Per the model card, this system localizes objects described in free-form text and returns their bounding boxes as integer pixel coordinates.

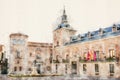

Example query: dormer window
[70,36,77,41]
[70,36,73,42]
[99,28,103,35]
[112,24,117,32]
[87,31,91,38]
[78,34,81,40]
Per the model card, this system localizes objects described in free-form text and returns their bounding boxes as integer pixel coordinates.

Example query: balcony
[79,56,118,63]
[52,59,70,63]
[105,57,117,62]
[95,73,99,75]
[62,59,69,63]
[15,56,22,59]
[53,60,60,63]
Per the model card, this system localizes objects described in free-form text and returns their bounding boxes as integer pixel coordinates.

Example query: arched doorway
[37,64,41,74]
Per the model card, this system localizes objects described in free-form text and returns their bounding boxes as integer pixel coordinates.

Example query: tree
[1,58,8,74]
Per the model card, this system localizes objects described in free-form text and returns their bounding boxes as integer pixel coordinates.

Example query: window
[96,51,99,61]
[83,52,87,60]
[50,53,52,57]
[56,55,59,62]
[50,53,52,63]
[66,54,69,60]
[57,41,59,46]
[112,24,117,32]
[29,53,32,57]
[14,67,17,71]
[109,49,115,57]
[83,64,87,73]
[28,68,32,71]
[109,64,114,73]
[16,50,20,58]
[87,32,91,38]
[19,66,22,71]
[65,64,67,74]
[66,54,69,62]
[36,54,41,59]
[99,28,103,35]
[56,64,58,73]
[79,57,81,61]
[17,60,20,64]
[95,64,99,72]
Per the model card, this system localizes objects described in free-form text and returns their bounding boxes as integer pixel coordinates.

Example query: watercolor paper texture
[0,0,120,80]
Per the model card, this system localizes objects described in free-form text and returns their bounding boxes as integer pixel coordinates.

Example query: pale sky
[0,0,120,47]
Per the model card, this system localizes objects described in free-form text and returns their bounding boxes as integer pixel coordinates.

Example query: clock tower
[9,33,28,74]
[53,8,76,66]
[53,8,76,47]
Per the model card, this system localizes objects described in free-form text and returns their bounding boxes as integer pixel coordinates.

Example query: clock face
[12,39,25,45]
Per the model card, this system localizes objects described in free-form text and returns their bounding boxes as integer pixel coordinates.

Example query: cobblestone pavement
[0,75,120,80]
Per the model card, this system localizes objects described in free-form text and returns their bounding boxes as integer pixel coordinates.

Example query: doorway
[71,61,77,74]
[37,64,41,74]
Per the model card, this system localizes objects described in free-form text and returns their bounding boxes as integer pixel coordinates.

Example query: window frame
[109,49,115,57]
[109,64,114,73]
[83,64,87,73]
[95,64,99,73]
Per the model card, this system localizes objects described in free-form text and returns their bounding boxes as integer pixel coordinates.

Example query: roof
[28,41,53,47]
[9,33,28,38]
[54,8,74,31]
[65,24,120,46]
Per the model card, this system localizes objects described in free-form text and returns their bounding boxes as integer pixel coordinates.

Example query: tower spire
[61,6,67,23]
[55,6,72,30]
[63,5,66,15]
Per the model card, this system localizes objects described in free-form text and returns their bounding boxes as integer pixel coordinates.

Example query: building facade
[9,9,120,78]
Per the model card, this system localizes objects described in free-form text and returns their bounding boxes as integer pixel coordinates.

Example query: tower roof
[9,33,28,38]
[61,6,67,23]
[54,7,73,30]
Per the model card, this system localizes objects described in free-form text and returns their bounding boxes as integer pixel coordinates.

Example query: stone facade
[9,9,120,78]
[9,33,53,75]
[27,42,52,74]
[9,33,28,74]
[52,9,120,78]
